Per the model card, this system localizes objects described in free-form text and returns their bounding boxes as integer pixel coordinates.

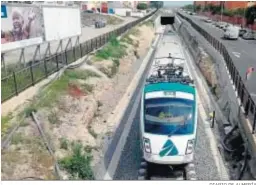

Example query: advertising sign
[43,6,81,41]
[1,4,44,52]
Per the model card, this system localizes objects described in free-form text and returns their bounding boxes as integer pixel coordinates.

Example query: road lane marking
[250,93,256,97]
[232,51,241,58]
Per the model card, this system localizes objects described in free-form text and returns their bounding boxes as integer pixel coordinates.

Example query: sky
[164,1,193,7]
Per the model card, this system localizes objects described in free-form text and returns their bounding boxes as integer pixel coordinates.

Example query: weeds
[143,20,154,27]
[59,142,94,180]
[59,137,69,150]
[11,132,24,145]
[1,113,13,136]
[81,83,93,93]
[84,145,98,153]
[94,37,126,61]
[48,110,60,125]
[31,69,98,109]
[23,105,37,117]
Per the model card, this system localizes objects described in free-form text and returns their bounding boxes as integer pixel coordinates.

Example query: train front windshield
[144,98,195,135]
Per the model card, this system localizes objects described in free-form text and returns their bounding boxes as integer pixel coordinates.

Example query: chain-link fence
[177,12,256,134]
[1,10,158,103]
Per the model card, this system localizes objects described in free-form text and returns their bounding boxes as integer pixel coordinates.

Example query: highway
[185,13,256,102]
[102,26,228,180]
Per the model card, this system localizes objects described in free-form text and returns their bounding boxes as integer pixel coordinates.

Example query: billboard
[43,6,81,41]
[1,4,44,52]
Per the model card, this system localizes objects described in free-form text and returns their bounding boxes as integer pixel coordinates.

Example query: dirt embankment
[1,21,155,180]
[198,47,221,98]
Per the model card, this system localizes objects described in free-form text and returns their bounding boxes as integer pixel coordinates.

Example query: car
[84,10,94,13]
[204,19,212,23]
[242,31,255,40]
[223,24,232,32]
[223,26,239,40]
[216,22,227,29]
[239,28,247,37]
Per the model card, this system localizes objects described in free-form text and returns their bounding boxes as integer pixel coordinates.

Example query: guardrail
[1,10,158,103]
[177,12,256,134]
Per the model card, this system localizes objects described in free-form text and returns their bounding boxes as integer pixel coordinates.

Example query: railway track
[138,157,197,180]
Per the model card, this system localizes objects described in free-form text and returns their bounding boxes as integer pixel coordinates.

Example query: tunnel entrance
[160,16,175,25]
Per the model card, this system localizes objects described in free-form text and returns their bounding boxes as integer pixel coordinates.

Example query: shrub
[137,3,148,10]
[59,143,94,180]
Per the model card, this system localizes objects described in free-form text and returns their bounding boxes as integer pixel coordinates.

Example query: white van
[223,26,239,40]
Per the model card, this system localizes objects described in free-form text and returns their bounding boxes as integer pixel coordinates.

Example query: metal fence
[177,12,256,134]
[1,10,158,103]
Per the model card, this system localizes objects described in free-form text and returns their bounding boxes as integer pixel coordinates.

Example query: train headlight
[186,139,194,155]
[143,137,151,153]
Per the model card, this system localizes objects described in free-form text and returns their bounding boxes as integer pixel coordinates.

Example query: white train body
[140,27,198,165]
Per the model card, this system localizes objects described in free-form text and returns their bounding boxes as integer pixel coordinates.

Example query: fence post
[253,108,256,134]
[56,55,59,70]
[44,59,48,77]
[30,63,34,86]
[244,97,251,116]
[65,50,68,65]
[13,72,18,96]
[80,43,83,58]
[73,47,76,61]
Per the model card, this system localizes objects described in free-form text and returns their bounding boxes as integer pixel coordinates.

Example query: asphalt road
[184,13,256,102]
[112,28,223,180]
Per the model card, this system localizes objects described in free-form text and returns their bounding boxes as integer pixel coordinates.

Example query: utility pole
[220,1,224,22]
[243,2,247,28]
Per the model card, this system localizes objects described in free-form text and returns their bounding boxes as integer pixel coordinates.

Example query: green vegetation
[48,110,60,125]
[150,1,164,9]
[137,3,148,10]
[59,137,69,150]
[23,105,37,117]
[2,61,57,102]
[1,113,13,136]
[120,27,140,46]
[31,69,98,109]
[245,5,256,26]
[11,132,24,145]
[59,143,94,180]
[183,4,195,12]
[94,36,127,61]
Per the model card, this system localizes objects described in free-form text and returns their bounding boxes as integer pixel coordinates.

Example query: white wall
[114,8,131,17]
[43,6,82,41]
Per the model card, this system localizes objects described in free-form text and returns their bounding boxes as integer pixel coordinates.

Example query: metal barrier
[177,12,256,134]
[1,10,158,103]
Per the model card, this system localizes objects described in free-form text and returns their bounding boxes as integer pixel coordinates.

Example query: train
[139,24,198,180]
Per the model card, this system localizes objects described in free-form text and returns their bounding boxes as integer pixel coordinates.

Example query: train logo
[159,139,178,157]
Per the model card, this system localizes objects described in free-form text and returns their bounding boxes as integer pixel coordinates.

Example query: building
[194,1,256,10]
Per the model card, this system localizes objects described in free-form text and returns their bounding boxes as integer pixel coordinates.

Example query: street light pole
[220,1,224,22]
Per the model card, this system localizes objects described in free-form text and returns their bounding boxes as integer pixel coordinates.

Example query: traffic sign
[1,5,7,18]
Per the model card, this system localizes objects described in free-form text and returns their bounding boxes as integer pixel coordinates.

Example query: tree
[234,8,245,17]
[245,5,256,26]
[137,3,148,10]
[150,1,164,9]
[196,5,201,12]
[183,4,194,11]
